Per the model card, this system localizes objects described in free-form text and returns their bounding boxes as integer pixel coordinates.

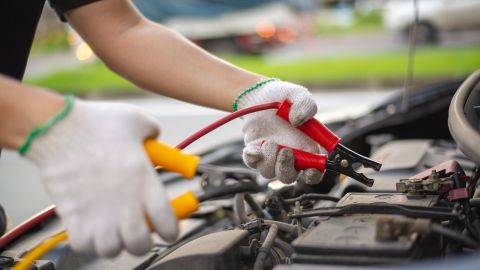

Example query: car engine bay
[2,71,480,270]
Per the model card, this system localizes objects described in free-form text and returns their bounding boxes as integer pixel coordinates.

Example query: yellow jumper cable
[13,140,200,270]
[14,232,68,270]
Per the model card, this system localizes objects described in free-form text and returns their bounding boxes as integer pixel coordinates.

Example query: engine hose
[235,193,297,233]
[197,182,258,202]
[431,223,479,249]
[264,220,296,234]
[283,193,340,205]
[253,224,278,270]
[244,193,265,218]
[470,198,480,207]
[294,202,303,236]
[234,193,251,223]
[234,192,265,221]
[273,238,294,256]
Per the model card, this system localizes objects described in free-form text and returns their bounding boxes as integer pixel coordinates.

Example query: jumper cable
[5,99,382,270]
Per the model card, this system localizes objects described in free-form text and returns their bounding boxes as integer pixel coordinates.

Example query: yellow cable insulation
[13,191,199,270]
[13,140,200,270]
[14,231,68,270]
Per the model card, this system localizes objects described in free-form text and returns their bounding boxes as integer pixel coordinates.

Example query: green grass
[28,62,141,95]
[27,45,480,95]
[225,45,480,85]
[30,32,70,56]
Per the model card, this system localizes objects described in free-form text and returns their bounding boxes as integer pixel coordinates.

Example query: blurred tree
[31,5,68,55]
[35,5,63,41]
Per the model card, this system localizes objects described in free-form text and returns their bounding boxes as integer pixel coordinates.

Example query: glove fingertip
[304,168,324,185]
[98,245,122,258]
[152,205,179,243]
[144,182,179,243]
[119,212,154,256]
[243,150,262,167]
[69,232,94,255]
[275,148,298,184]
[94,228,122,258]
[133,109,161,139]
[160,224,179,243]
[288,98,317,126]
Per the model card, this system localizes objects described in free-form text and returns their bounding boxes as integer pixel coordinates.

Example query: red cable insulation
[278,144,327,171]
[176,102,280,149]
[0,205,56,248]
[0,102,281,248]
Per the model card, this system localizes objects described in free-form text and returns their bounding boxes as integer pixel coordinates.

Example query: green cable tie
[232,78,278,111]
[18,95,75,155]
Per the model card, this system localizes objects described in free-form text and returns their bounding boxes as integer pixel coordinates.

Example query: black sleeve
[48,0,101,22]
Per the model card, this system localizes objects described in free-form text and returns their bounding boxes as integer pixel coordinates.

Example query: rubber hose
[264,220,297,234]
[234,193,251,223]
[431,223,479,249]
[253,224,278,270]
[244,193,264,218]
[273,238,294,256]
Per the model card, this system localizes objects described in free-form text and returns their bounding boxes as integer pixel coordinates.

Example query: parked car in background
[66,0,299,62]
[384,0,480,43]
[133,0,299,53]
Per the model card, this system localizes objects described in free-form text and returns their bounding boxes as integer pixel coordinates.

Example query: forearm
[67,1,264,112]
[0,75,65,149]
[103,22,263,111]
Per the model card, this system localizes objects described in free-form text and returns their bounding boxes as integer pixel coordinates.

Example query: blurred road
[25,30,480,79]
[0,89,397,226]
[269,30,480,59]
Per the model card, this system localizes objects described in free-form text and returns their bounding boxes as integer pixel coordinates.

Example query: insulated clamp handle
[278,144,327,171]
[276,100,341,153]
[146,190,200,229]
[170,191,200,219]
[144,139,200,179]
[14,191,201,270]
[143,140,200,219]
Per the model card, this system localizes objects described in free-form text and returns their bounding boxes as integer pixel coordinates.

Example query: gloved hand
[237,79,324,184]
[23,98,178,257]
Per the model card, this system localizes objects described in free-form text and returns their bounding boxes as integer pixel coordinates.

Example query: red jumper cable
[0,99,381,249]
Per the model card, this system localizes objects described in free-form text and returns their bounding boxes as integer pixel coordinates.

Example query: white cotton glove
[238,79,324,184]
[24,99,178,257]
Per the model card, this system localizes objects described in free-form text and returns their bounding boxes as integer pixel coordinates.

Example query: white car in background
[67,2,299,61]
[384,0,480,43]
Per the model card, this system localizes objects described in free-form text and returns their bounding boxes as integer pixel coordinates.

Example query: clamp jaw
[328,144,380,187]
[275,100,382,186]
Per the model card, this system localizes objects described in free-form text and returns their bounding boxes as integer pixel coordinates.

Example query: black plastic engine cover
[293,215,417,258]
[147,229,249,270]
[291,192,443,266]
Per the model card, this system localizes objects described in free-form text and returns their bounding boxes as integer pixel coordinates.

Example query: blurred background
[25,0,480,97]
[2,0,480,225]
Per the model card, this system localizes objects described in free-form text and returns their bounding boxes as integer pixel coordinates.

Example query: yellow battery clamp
[14,140,201,270]
[144,139,199,179]
[143,139,201,219]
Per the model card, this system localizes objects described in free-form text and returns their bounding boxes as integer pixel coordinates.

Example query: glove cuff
[18,95,75,155]
[23,99,90,170]
[232,78,279,111]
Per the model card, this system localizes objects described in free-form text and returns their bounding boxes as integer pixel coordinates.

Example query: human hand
[237,79,324,184]
[23,98,178,257]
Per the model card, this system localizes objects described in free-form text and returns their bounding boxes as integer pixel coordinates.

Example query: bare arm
[0,1,265,149]
[0,75,65,149]
[66,0,265,112]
